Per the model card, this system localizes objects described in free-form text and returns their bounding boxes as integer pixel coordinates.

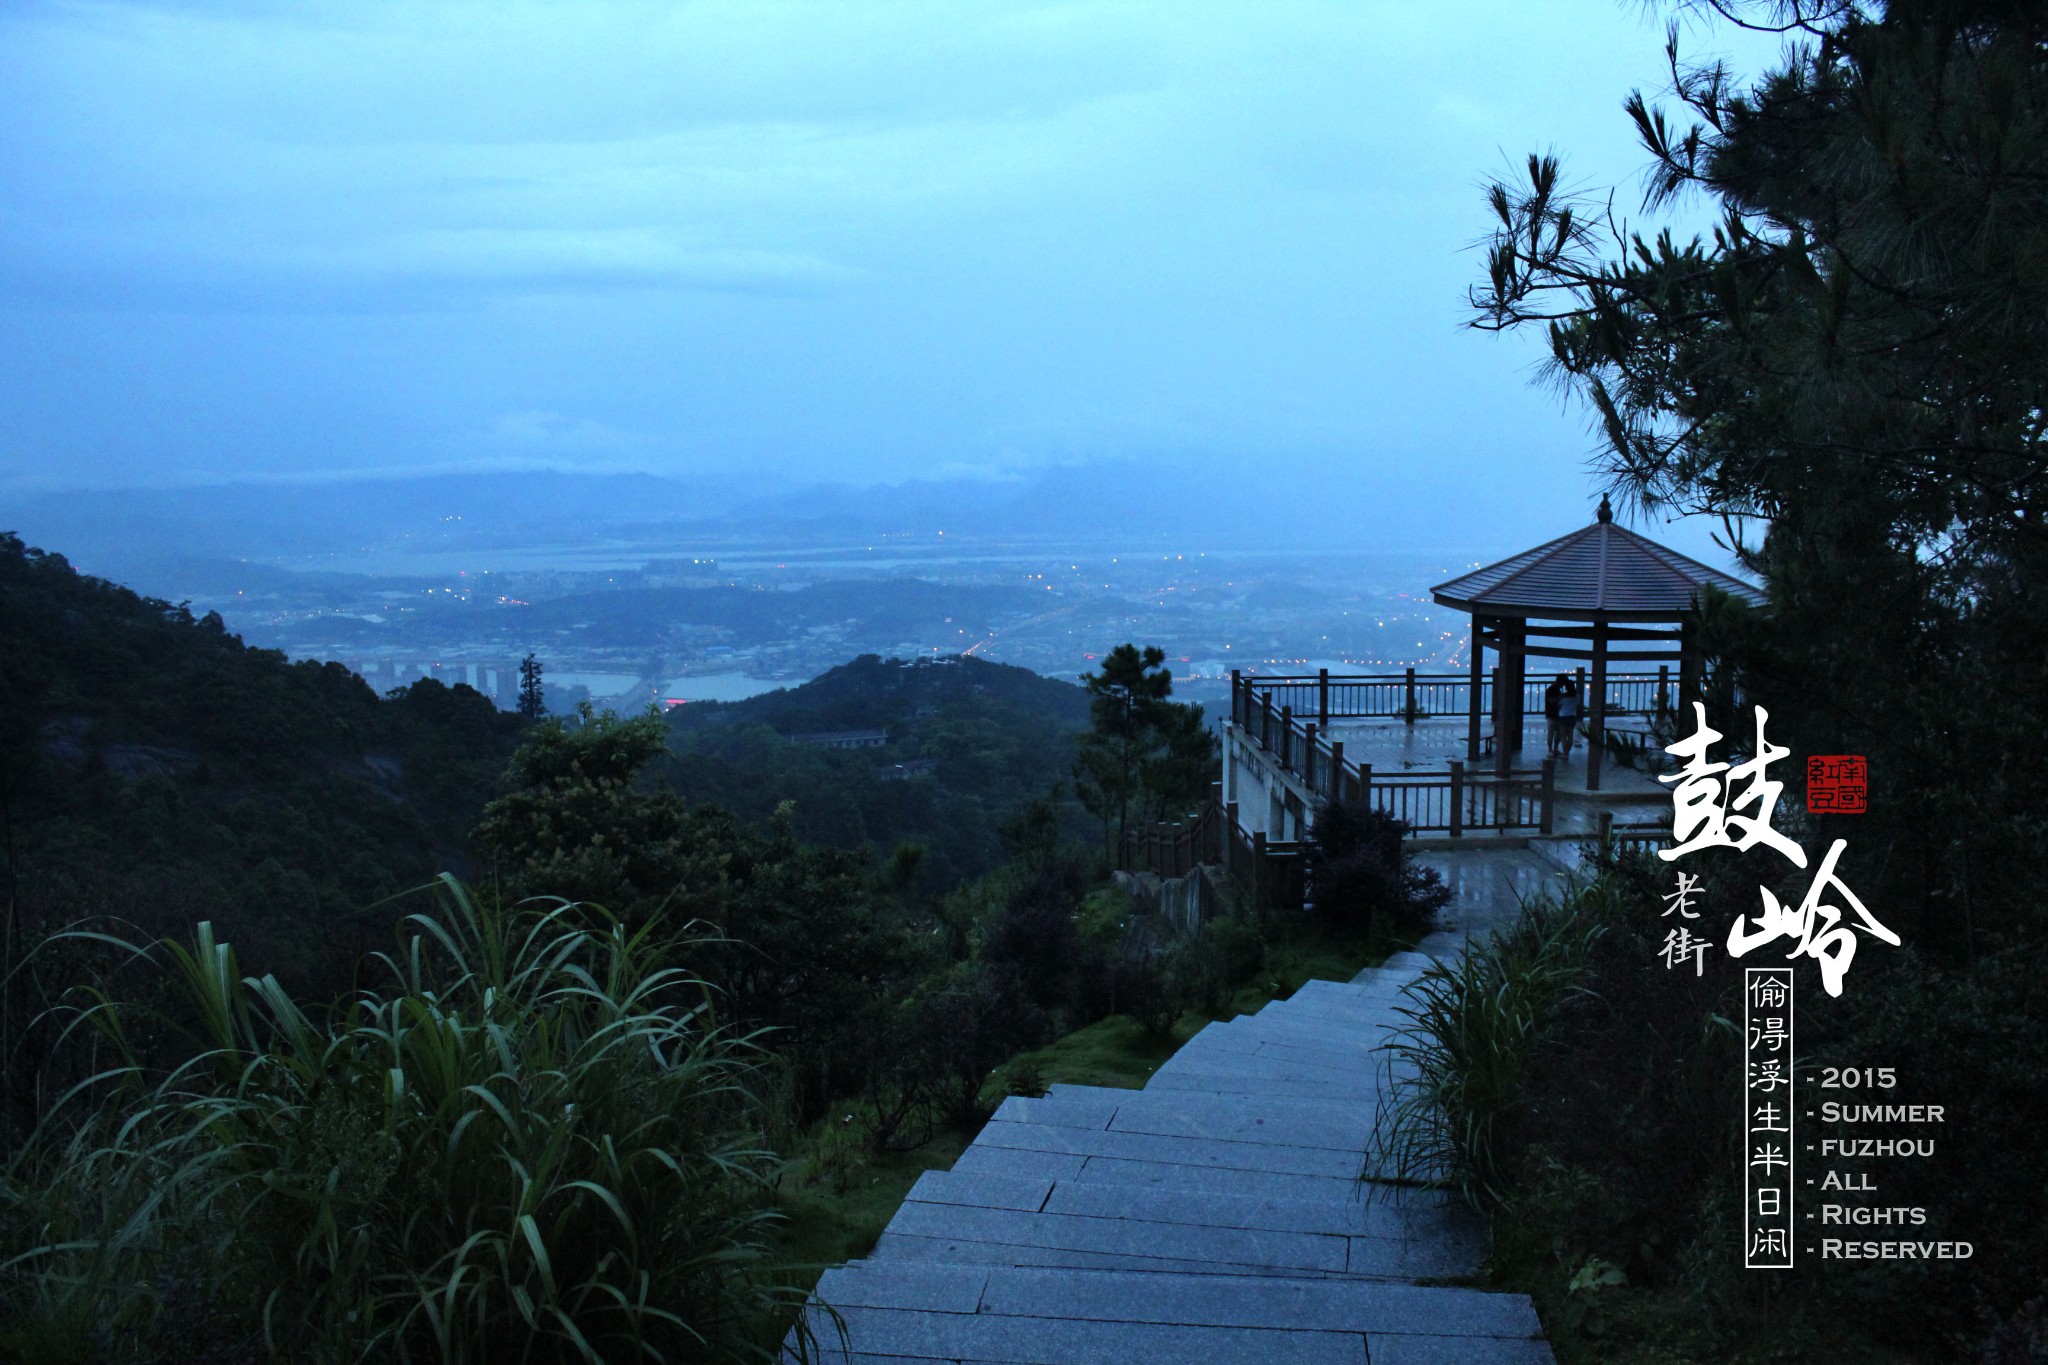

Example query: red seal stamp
[1806,755,1867,814]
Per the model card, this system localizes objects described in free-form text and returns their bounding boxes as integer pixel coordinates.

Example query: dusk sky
[0,1,1781,546]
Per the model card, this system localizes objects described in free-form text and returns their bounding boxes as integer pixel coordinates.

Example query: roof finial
[1596,493,1613,524]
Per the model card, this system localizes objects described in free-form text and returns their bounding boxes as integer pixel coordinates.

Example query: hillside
[660,654,1091,888]
[0,534,524,1002]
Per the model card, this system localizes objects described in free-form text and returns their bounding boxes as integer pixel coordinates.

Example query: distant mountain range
[0,458,1557,584]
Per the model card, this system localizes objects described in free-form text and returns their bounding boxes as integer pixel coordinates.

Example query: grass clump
[1374,886,1603,1211]
[0,878,803,1365]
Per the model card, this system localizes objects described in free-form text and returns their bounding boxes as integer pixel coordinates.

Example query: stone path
[785,857,1560,1365]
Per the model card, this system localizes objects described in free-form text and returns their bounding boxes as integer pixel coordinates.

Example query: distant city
[160,531,1476,716]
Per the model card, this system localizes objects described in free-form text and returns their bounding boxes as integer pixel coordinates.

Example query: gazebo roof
[1432,497,1767,621]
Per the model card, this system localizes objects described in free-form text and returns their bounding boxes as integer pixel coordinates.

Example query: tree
[472,706,925,1113]
[516,652,545,720]
[1140,698,1220,823]
[1072,644,1172,856]
[1470,0,2048,941]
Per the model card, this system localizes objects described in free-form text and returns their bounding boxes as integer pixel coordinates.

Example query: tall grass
[1372,883,1607,1212]
[0,877,808,1364]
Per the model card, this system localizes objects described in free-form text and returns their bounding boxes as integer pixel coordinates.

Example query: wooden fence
[1232,682,1557,838]
[1117,797,1224,878]
[1231,666,1676,729]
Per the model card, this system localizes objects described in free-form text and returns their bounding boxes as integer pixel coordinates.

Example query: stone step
[1157,1043,1384,1090]
[1192,1022,1404,1073]
[1144,1070,1388,1105]
[1042,1082,1375,1123]
[791,1262,1554,1364]
[950,1141,1369,1204]
[1212,1017,1395,1056]
[908,1169,1484,1253]
[998,1092,1374,1152]
[1291,975,1415,998]
[1259,995,1407,1027]
[873,1199,1357,1277]
[970,1118,1366,1182]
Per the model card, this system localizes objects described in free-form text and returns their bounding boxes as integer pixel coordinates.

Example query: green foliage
[479,712,931,1121]
[1465,8,2048,1351]
[1301,801,1449,939]
[1071,643,1217,856]
[661,656,1090,892]
[1473,0,2048,938]
[0,881,801,1364]
[0,534,523,1144]
[517,653,545,720]
[1374,891,1603,1213]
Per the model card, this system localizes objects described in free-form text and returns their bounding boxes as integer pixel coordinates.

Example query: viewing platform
[1122,500,1763,909]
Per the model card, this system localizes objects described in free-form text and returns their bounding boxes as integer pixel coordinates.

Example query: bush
[978,860,1088,1011]
[0,880,801,1365]
[1302,801,1449,939]
[858,963,1051,1148]
[1165,916,1265,1019]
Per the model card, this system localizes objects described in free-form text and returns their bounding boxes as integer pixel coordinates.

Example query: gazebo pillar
[1495,617,1527,776]
[1678,618,1701,710]
[1466,614,1486,762]
[1586,614,1609,792]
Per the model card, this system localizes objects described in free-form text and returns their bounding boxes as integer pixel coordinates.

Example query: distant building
[787,728,889,749]
[877,758,937,781]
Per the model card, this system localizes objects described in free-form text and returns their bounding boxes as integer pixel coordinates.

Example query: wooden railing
[1594,813,1675,860]
[1118,798,1224,877]
[1230,684,1557,838]
[1117,790,1306,913]
[1231,666,1677,728]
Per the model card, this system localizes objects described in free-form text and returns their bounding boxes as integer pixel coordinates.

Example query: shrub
[978,860,1087,1011]
[0,880,802,1365]
[1302,801,1449,939]
[1164,916,1265,1019]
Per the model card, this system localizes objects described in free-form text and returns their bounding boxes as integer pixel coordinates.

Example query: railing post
[1328,740,1344,804]
[1540,757,1556,835]
[1598,810,1614,860]
[1303,721,1318,788]
[1356,763,1372,816]
[1252,830,1268,911]
[1261,692,1274,751]
[1280,706,1293,771]
[1225,801,1240,873]
[1588,619,1609,793]
[1449,761,1465,838]
[1467,620,1485,762]
[1657,664,1670,715]
[1492,666,1510,777]
[1317,668,1329,727]
[1404,666,1417,724]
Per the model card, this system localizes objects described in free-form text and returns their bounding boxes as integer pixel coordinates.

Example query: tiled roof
[1432,501,1767,619]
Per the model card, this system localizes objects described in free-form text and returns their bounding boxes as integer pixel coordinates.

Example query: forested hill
[661,654,1091,888]
[0,534,523,992]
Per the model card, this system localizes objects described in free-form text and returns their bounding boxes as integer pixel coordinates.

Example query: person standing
[1554,674,1582,759]
[1543,673,1566,756]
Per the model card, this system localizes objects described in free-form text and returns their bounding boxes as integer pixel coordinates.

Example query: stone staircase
[786,941,1555,1364]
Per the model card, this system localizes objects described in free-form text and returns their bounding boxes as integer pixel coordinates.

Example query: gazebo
[1431,496,1768,791]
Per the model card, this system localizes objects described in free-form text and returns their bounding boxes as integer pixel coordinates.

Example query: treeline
[659,653,1092,890]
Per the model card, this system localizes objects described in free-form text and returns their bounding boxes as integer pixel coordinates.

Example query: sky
[0,1,1786,547]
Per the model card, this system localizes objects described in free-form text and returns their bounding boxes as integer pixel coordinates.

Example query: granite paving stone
[791,846,1556,1364]
[882,1200,1354,1274]
[794,1304,1369,1365]
[969,1118,1368,1179]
